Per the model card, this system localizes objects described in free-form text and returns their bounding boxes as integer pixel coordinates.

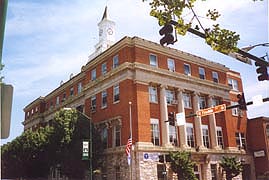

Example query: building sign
[254,150,265,158]
[82,140,89,160]
[196,104,226,117]
[176,112,186,126]
[143,152,159,162]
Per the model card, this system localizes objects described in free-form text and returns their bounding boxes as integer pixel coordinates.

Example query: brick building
[23,7,255,180]
[247,117,269,180]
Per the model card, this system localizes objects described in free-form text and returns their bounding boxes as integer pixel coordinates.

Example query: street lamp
[63,108,93,180]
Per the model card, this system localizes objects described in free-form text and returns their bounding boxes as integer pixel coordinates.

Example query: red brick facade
[23,36,255,180]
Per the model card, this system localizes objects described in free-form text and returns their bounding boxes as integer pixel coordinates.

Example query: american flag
[125,136,132,156]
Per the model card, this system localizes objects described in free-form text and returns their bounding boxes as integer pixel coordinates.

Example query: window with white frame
[166,89,175,105]
[184,63,191,75]
[169,125,178,146]
[70,87,74,97]
[186,123,195,147]
[199,67,205,79]
[211,164,217,180]
[183,92,192,108]
[91,95,96,112]
[113,84,120,102]
[149,86,158,103]
[228,78,239,91]
[212,72,219,83]
[101,90,107,108]
[101,127,108,149]
[56,96,60,106]
[102,62,107,75]
[78,82,82,94]
[199,96,207,109]
[216,126,224,148]
[212,98,220,107]
[113,55,119,69]
[149,54,157,67]
[167,58,175,72]
[202,125,210,148]
[114,125,121,147]
[91,68,96,81]
[235,132,246,149]
[150,118,160,146]
[231,101,239,116]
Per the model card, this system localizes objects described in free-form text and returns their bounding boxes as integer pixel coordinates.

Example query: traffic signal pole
[184,97,269,119]
[169,20,269,67]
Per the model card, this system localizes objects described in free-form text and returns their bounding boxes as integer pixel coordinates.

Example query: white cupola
[88,6,116,61]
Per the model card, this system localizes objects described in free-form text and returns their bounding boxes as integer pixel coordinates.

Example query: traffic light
[237,93,247,110]
[159,24,174,46]
[255,61,269,81]
[168,112,175,126]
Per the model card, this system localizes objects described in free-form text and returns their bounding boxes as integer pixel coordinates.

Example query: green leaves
[220,156,243,180]
[169,151,198,180]
[143,0,240,54]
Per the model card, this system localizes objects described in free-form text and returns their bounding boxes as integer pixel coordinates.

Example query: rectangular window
[186,123,195,147]
[235,132,246,149]
[212,98,220,107]
[56,96,60,105]
[78,82,82,94]
[228,78,239,91]
[101,128,108,149]
[150,119,160,146]
[216,126,224,148]
[113,84,120,102]
[231,101,239,116]
[167,58,175,72]
[113,55,119,69]
[102,63,107,75]
[166,89,175,105]
[91,68,96,81]
[183,93,192,108]
[199,67,205,79]
[212,72,219,83]
[149,86,158,103]
[91,95,96,112]
[199,96,207,109]
[70,87,74,97]
[169,125,178,146]
[114,125,121,147]
[184,63,191,75]
[62,92,66,102]
[202,125,210,148]
[211,164,217,180]
[149,54,157,67]
[101,90,107,108]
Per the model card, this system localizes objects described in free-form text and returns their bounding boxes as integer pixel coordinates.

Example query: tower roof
[101,6,108,21]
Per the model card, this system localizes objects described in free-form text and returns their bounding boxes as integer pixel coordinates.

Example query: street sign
[82,140,89,160]
[196,104,226,117]
[176,112,186,126]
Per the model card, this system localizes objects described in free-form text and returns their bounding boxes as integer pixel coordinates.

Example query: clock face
[107,28,113,35]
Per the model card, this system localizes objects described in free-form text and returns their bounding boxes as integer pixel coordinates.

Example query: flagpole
[129,101,133,180]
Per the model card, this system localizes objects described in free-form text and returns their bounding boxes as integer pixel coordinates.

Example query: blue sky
[1,0,269,144]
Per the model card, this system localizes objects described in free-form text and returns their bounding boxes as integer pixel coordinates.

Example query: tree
[220,156,243,180]
[169,151,197,180]
[142,0,261,54]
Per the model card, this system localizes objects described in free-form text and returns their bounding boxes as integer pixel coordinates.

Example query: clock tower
[89,6,115,60]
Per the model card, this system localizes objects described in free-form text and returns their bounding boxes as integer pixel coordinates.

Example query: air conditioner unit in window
[172,100,178,105]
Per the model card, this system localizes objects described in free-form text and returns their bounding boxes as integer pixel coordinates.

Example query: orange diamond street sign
[196,104,226,117]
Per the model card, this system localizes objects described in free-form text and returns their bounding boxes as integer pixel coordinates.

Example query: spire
[101,6,108,21]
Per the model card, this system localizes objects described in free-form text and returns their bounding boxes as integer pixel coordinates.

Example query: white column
[193,92,204,148]
[160,85,170,146]
[177,89,188,148]
[207,96,219,149]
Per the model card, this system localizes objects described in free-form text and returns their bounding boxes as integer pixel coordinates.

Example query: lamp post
[63,108,92,180]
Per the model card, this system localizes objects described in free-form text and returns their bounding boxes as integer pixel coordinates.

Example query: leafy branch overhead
[143,0,242,54]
